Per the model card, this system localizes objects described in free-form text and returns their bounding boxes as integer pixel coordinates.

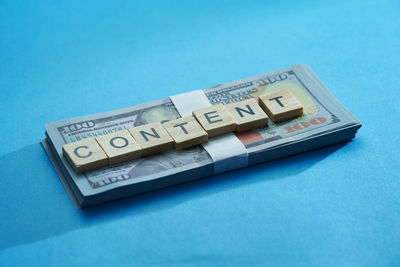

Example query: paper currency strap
[62,89,304,173]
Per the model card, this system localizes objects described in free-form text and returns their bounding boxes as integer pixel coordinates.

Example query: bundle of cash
[42,64,361,208]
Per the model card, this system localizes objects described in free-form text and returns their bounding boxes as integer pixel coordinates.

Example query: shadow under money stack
[42,65,361,208]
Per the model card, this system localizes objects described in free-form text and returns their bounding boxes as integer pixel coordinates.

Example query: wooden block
[96,130,141,165]
[62,138,108,173]
[258,89,303,122]
[163,116,208,150]
[192,104,236,138]
[128,122,174,156]
[225,98,269,132]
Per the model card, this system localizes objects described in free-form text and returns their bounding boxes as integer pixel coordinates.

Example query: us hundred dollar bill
[43,64,361,207]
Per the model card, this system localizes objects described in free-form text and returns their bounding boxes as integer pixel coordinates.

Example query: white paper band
[170,90,211,116]
[170,90,248,174]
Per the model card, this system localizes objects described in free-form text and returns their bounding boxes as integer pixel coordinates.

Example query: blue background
[1,0,399,266]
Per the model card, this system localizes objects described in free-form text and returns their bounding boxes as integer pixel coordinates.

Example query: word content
[63,89,303,173]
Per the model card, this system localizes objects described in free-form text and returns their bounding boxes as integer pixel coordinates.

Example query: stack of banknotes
[42,64,361,207]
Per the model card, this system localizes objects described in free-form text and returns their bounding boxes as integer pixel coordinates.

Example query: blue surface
[1,0,399,265]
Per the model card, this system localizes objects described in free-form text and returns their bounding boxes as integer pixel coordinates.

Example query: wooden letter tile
[192,104,236,137]
[129,122,174,156]
[258,89,303,122]
[62,138,108,173]
[96,130,141,165]
[163,116,208,150]
[225,98,269,132]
